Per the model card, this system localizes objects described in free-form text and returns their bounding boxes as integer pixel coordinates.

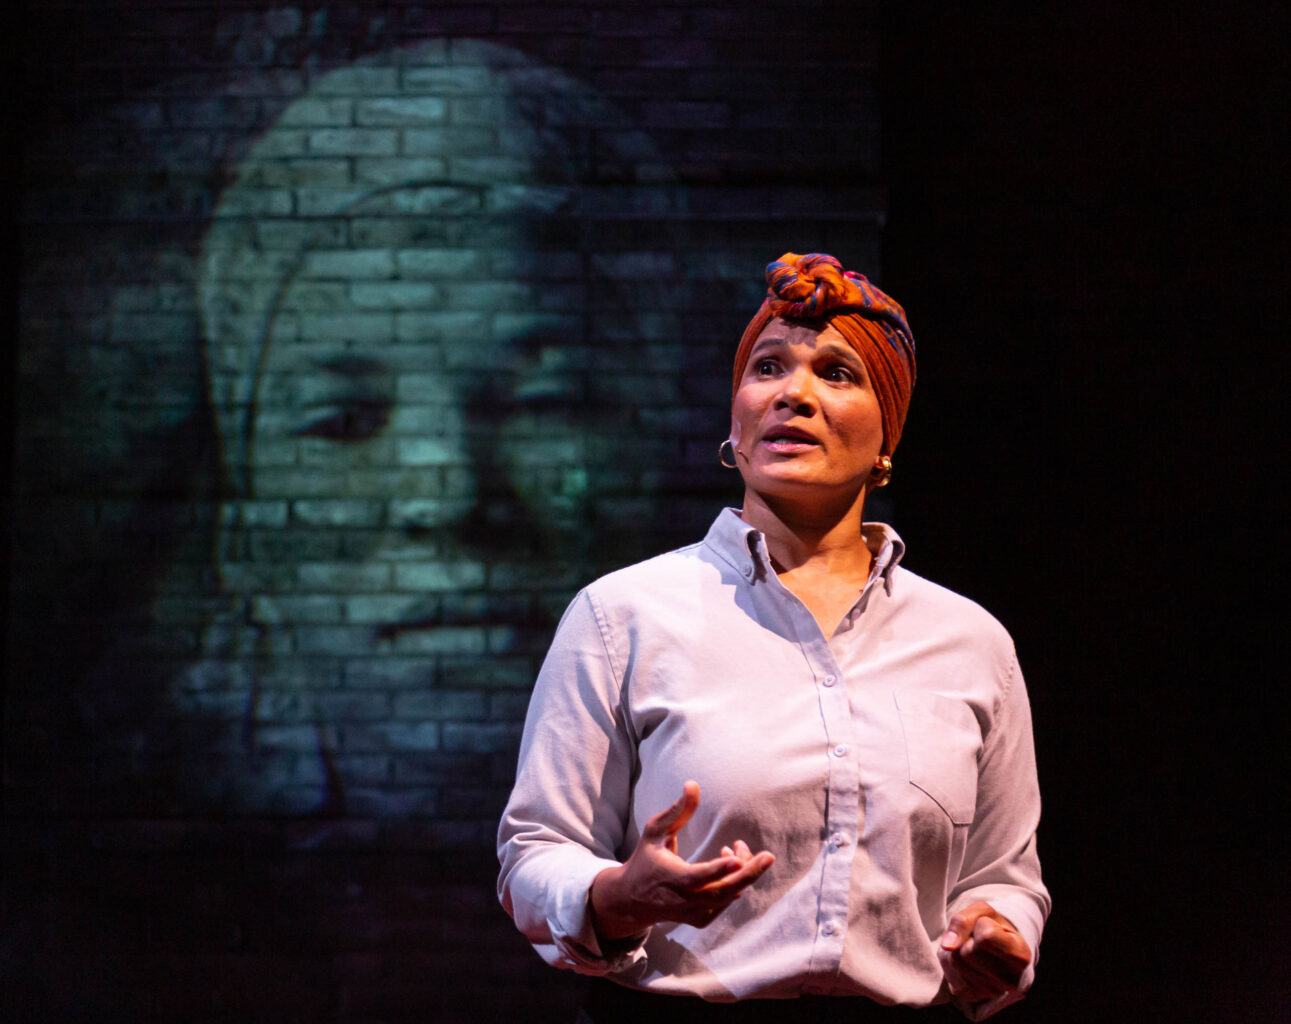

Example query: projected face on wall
[192,41,689,817]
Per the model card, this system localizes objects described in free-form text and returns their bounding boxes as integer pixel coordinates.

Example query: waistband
[579,980,960,1024]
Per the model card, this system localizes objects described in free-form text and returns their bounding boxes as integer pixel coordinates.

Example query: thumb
[940,904,984,951]
[645,780,701,842]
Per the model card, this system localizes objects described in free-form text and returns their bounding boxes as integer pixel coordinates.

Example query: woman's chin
[744,471,869,511]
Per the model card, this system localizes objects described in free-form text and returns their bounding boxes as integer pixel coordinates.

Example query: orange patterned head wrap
[732,252,917,454]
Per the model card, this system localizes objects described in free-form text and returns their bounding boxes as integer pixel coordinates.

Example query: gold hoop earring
[871,455,893,487]
[719,439,738,469]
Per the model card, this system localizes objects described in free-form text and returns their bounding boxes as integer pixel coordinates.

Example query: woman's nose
[776,368,816,411]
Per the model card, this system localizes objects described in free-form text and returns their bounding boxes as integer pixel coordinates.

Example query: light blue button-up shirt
[499,509,1049,1019]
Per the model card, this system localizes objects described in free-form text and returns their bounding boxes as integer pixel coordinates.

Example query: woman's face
[242,226,613,658]
[202,216,655,814]
[730,317,884,508]
[192,41,682,814]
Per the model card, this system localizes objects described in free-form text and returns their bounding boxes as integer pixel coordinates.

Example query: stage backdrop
[8,3,887,1020]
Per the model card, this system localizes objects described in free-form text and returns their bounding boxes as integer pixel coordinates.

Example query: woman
[186,39,683,815]
[498,253,1049,1021]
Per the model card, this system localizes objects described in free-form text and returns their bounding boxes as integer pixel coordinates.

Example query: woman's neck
[739,488,874,580]
[739,488,878,637]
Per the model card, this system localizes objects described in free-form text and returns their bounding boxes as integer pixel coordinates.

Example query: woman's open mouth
[762,426,820,453]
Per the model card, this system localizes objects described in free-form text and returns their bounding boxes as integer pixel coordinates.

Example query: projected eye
[509,374,583,412]
[295,399,391,441]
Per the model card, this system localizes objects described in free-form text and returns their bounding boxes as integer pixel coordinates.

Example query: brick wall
[8,2,884,1018]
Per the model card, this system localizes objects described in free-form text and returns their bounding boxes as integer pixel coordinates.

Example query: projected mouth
[375,604,557,648]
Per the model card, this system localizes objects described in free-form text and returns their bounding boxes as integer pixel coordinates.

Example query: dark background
[884,2,1286,1019]
[6,1,1287,1021]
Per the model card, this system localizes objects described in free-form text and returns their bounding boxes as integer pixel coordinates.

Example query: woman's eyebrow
[748,337,787,358]
[816,342,863,364]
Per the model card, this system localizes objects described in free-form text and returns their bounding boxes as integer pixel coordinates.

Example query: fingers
[964,915,1029,978]
[673,850,776,929]
[637,783,776,923]
[693,850,774,896]
[678,852,748,889]
[595,780,780,939]
[678,844,773,890]
[941,901,1024,955]
[938,901,1031,1001]
[659,839,774,918]
[941,930,1019,999]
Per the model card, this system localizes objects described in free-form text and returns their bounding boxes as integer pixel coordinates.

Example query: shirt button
[742,564,754,578]
[832,744,848,758]
[821,920,838,936]
[831,832,847,847]
[822,674,836,687]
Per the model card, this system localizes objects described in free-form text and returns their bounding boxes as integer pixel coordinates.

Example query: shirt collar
[704,507,906,589]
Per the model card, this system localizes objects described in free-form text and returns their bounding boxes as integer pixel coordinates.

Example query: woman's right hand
[589,780,775,941]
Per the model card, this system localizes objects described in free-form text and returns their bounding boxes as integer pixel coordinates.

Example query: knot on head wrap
[764,252,870,318]
[732,252,917,455]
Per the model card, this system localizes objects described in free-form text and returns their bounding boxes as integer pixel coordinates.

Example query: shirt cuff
[547,857,650,974]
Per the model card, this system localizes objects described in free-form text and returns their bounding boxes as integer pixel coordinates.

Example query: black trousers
[578,980,963,1024]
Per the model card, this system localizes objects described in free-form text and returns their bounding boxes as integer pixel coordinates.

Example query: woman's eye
[823,365,855,383]
[755,359,779,376]
[295,400,391,441]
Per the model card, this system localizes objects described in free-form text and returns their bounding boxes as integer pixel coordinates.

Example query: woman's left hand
[938,901,1032,1002]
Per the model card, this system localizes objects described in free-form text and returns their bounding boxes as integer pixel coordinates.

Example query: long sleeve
[947,651,1050,1020]
[496,589,647,974]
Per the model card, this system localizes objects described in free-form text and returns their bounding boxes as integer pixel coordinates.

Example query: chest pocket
[894,690,982,826]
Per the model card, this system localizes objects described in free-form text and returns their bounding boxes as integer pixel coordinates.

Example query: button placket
[807,647,859,977]
[776,576,858,981]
